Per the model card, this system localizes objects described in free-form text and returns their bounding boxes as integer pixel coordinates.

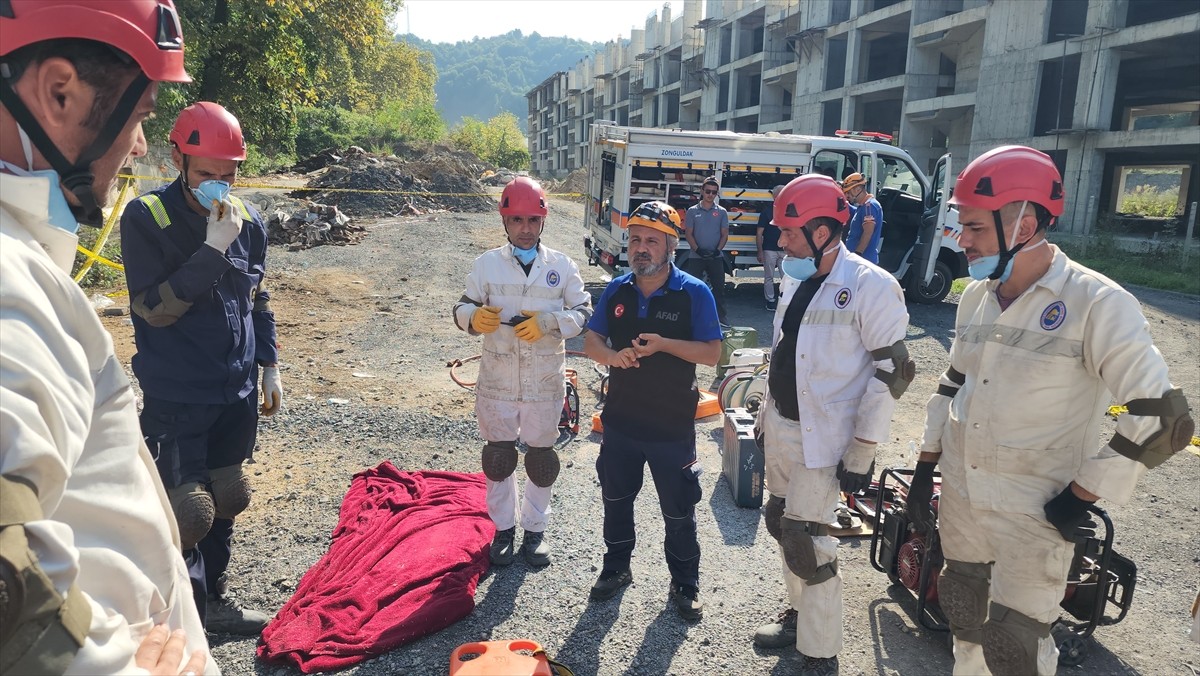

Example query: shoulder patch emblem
[614,303,625,318]
[1040,301,1066,331]
[834,287,852,309]
[546,269,561,287]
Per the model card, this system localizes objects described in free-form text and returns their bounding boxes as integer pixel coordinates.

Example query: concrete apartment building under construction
[526,0,1199,236]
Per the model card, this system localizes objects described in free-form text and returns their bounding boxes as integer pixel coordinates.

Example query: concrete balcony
[847,73,906,98]
[762,60,798,84]
[904,91,975,121]
[912,4,987,42]
[1090,126,1200,151]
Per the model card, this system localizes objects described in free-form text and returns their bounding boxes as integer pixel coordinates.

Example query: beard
[630,250,671,277]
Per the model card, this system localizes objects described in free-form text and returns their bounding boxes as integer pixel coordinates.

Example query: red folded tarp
[257,463,494,673]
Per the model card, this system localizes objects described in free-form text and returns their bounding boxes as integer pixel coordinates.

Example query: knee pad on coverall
[982,602,1052,676]
[779,516,838,584]
[938,559,992,644]
[524,446,560,488]
[210,463,252,520]
[481,441,518,481]
[168,482,215,550]
[763,494,785,543]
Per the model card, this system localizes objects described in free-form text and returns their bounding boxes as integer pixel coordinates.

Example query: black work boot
[206,577,269,635]
[521,529,551,567]
[754,607,798,648]
[800,654,839,676]
[490,526,516,566]
[669,581,704,621]
[589,569,633,601]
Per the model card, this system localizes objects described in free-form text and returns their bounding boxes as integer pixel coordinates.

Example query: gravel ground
[103,195,1200,675]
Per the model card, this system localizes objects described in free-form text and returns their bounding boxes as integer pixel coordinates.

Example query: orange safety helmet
[499,176,548,217]
[772,174,850,228]
[625,201,683,237]
[949,145,1064,216]
[170,102,247,161]
[841,172,868,193]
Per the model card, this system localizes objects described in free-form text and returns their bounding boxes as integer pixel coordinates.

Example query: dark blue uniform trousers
[141,392,258,623]
[596,423,703,587]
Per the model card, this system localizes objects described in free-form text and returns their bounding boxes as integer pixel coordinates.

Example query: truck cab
[583,124,966,304]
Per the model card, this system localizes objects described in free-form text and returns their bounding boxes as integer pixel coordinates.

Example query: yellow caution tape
[115,173,582,198]
[1107,404,1200,449]
[73,172,583,284]
[74,177,133,280]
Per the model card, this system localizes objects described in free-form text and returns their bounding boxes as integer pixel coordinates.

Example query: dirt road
[102,195,1200,675]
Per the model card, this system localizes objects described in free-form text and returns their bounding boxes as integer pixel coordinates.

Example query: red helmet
[0,0,189,83]
[499,176,548,217]
[949,145,1064,216]
[170,102,246,161]
[772,174,850,228]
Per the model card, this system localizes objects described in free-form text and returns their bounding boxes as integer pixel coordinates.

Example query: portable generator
[867,467,1138,667]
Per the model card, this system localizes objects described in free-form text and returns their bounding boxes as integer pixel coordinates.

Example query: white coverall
[453,243,591,532]
[763,244,909,658]
[0,173,217,674]
[922,246,1178,675]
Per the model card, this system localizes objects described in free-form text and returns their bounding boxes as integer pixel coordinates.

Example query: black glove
[905,460,937,534]
[836,459,874,495]
[1044,485,1097,543]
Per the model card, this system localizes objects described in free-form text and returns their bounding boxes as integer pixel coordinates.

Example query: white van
[582,123,964,303]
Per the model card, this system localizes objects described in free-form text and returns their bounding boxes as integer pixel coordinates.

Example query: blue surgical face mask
[967,253,1010,282]
[967,201,1046,282]
[781,255,818,281]
[191,180,231,210]
[37,170,81,234]
[512,244,538,265]
[0,159,81,234]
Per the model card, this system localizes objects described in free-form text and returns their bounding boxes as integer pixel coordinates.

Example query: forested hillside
[403,30,600,130]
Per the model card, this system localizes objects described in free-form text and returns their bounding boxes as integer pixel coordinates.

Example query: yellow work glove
[470,305,502,334]
[514,310,555,343]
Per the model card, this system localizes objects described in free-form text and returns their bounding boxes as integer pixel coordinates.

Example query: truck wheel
[906,260,952,304]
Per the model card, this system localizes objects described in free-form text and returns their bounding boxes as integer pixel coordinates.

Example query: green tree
[450,113,529,169]
[147,0,410,157]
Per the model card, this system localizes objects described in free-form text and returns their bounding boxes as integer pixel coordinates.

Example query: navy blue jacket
[120,178,277,404]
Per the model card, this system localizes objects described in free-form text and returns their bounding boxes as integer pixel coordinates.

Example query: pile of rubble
[265,203,366,251]
[290,145,494,218]
[480,168,522,186]
[548,168,588,202]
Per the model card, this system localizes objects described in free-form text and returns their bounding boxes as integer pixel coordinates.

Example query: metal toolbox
[721,407,764,508]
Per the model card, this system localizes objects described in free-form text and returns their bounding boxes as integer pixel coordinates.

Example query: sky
[395,0,674,44]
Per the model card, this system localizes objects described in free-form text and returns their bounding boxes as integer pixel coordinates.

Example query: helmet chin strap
[799,223,835,270]
[988,200,1031,281]
[0,71,149,227]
